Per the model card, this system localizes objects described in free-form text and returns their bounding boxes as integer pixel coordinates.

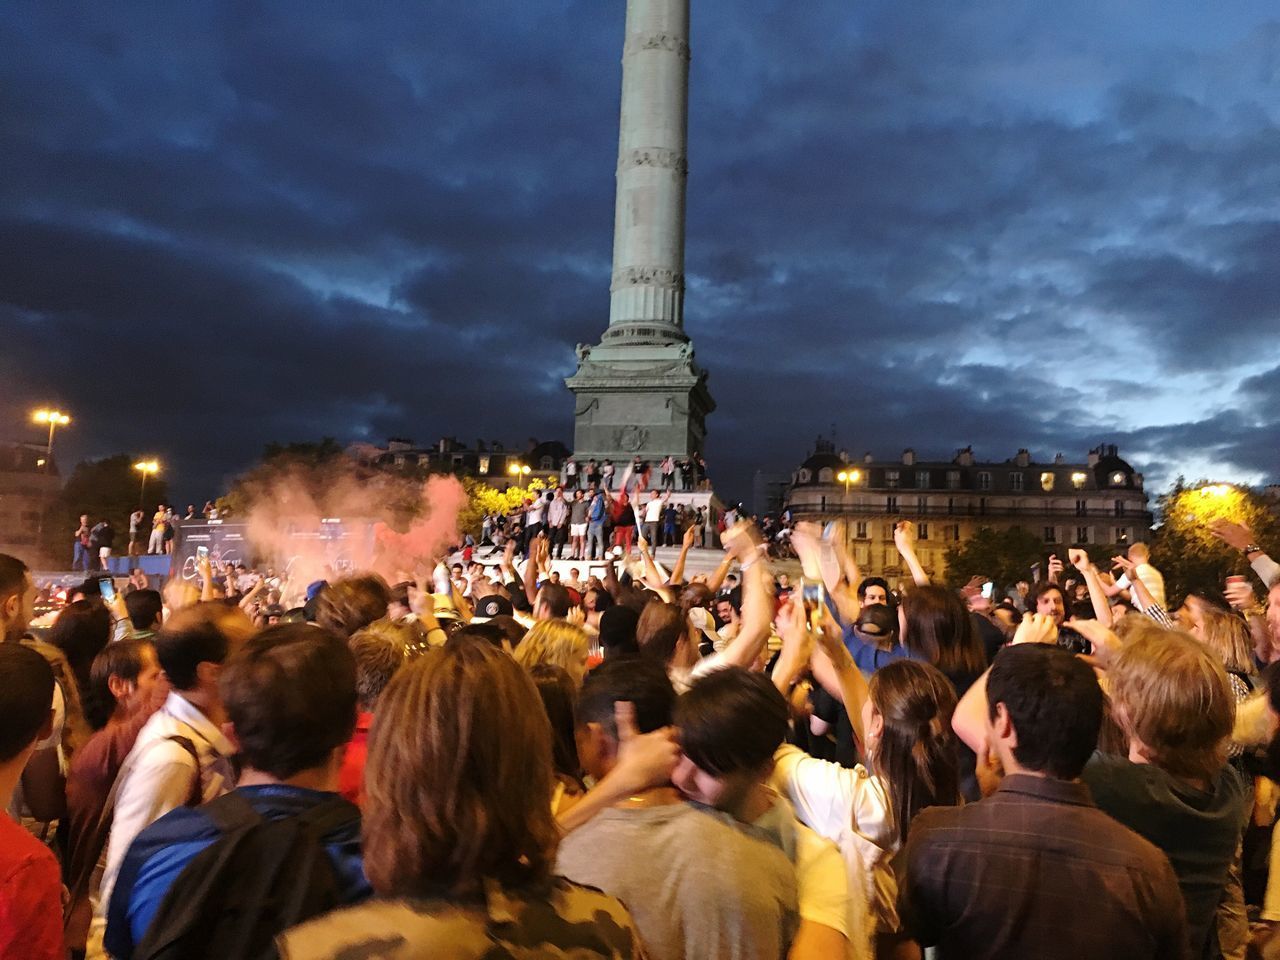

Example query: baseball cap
[474,595,514,620]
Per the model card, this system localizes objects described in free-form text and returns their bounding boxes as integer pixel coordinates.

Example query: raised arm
[669,524,696,585]
[1068,549,1112,628]
[712,527,773,670]
[811,609,871,748]
[893,521,929,587]
[705,551,735,595]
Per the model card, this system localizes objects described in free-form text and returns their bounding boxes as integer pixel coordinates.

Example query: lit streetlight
[508,461,531,478]
[32,409,71,473]
[31,408,71,540]
[134,460,160,509]
[836,469,861,496]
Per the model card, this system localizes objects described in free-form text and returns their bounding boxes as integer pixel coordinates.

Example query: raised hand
[893,520,916,548]
[1066,617,1122,668]
[612,701,679,794]
[1046,554,1064,581]
[1224,579,1258,610]
[1067,548,1091,571]
[1209,519,1255,552]
[1012,612,1058,646]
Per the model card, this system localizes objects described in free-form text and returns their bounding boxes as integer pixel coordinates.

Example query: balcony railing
[790,503,1153,521]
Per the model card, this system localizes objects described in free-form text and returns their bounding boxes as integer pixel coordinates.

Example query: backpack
[132,791,360,960]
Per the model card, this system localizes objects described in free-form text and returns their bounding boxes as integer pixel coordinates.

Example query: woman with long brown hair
[278,637,644,959]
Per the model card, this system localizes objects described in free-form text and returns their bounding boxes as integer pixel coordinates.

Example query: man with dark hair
[905,642,1187,959]
[94,604,256,948]
[0,553,35,644]
[0,644,63,959]
[672,667,854,958]
[1028,580,1067,626]
[535,581,572,621]
[124,588,163,638]
[106,623,369,958]
[557,658,801,960]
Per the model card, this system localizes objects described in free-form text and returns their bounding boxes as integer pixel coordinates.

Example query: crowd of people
[2,504,1280,959]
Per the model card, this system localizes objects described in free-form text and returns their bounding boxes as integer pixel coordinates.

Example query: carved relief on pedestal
[612,426,650,452]
[623,33,691,60]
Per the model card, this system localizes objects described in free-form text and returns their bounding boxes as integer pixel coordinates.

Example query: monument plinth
[566,0,714,462]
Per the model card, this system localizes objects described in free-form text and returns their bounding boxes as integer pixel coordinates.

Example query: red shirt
[0,813,64,960]
[338,711,374,807]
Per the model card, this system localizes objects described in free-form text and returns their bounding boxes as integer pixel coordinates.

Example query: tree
[457,476,550,537]
[43,454,170,560]
[944,526,1055,591]
[1150,478,1280,603]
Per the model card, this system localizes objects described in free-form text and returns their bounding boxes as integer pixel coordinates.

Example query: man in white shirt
[642,491,668,546]
[90,604,254,955]
[1103,542,1166,610]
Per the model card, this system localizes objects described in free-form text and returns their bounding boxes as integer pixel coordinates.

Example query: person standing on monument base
[548,488,570,560]
[564,456,578,490]
[569,490,590,561]
[661,455,676,491]
[602,459,616,491]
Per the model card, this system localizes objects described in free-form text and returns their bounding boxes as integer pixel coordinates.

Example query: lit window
[1071,472,1087,489]
[1111,471,1126,486]
[1115,527,1130,544]
[1040,472,1055,492]
[479,456,490,474]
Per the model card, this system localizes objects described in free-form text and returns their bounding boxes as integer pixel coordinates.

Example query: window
[1111,471,1127,486]
[946,470,961,490]
[1043,526,1057,543]
[979,497,988,515]
[1114,500,1126,517]
[478,455,490,475]
[393,454,405,467]
[947,497,956,513]
[977,471,991,491]
[820,496,827,511]
[819,467,834,483]
[1115,527,1130,544]
[916,470,930,489]
[1075,499,1087,516]
[886,470,900,488]
[1010,472,1025,492]
[540,456,554,470]
[855,521,868,539]
[918,523,929,540]
[1040,472,1055,492]
[886,496,898,513]
[798,469,811,483]
[1071,472,1087,490]
[948,524,961,542]
[884,523,896,539]
[916,496,928,514]
[1076,527,1090,544]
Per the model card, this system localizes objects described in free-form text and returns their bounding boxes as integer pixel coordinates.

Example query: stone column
[605,0,689,344]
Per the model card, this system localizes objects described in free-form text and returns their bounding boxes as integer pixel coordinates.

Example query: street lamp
[836,469,861,496]
[31,408,70,540]
[134,460,160,509]
[508,462,531,478]
[32,409,71,473]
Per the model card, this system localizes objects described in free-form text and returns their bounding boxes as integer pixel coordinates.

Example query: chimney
[863,451,874,464]
[1087,446,1100,467]
[1014,449,1030,467]
[902,448,915,466]
[839,449,850,463]
[954,446,974,466]
[1054,452,1065,465]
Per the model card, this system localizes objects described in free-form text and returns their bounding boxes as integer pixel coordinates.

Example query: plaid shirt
[901,773,1189,959]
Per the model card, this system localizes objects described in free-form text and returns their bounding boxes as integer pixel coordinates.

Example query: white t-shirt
[1116,562,1166,610]
[772,746,897,952]
[644,498,664,522]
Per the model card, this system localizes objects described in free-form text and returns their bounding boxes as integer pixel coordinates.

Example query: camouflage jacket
[278,877,646,960]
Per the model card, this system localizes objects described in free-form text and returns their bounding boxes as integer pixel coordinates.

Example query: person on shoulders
[910,639,1188,959]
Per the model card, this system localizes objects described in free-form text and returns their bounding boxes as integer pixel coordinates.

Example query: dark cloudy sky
[3,0,1278,504]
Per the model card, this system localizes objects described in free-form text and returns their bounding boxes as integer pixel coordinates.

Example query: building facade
[785,440,1152,583]
[350,437,570,491]
[0,442,61,558]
